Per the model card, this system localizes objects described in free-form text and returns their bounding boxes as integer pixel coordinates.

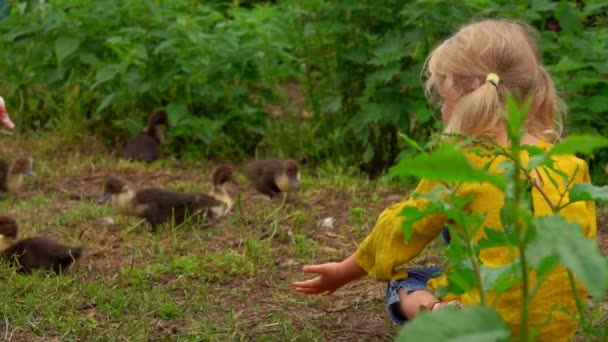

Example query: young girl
[292,19,597,341]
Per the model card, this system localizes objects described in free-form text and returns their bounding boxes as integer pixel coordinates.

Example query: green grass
[0,132,415,341]
[1,132,605,341]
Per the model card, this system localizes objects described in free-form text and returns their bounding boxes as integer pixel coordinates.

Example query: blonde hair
[424,19,565,142]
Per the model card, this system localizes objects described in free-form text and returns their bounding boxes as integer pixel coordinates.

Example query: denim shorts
[386,267,444,325]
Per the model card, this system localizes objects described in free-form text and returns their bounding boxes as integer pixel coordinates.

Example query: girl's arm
[292,254,366,295]
[293,179,448,294]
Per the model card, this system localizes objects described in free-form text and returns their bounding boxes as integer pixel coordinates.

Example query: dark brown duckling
[0,157,34,193]
[0,215,83,274]
[244,159,300,199]
[100,165,237,230]
[121,110,169,162]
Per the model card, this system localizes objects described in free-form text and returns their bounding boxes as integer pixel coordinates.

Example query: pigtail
[528,67,565,142]
[444,81,503,139]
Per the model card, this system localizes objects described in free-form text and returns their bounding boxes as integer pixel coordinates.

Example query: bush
[0,0,296,159]
[284,0,608,181]
[0,0,606,182]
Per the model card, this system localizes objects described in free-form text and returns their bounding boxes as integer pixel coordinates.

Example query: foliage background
[0,0,606,182]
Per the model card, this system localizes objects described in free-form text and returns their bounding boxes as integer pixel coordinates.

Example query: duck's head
[0,215,17,251]
[0,97,15,130]
[212,165,238,187]
[99,177,129,203]
[146,111,169,143]
[12,157,34,176]
[283,159,300,189]
[147,111,169,129]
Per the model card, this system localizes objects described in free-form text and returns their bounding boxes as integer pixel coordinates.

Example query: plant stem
[567,270,588,330]
[510,138,530,341]
[518,242,530,342]
[463,221,487,306]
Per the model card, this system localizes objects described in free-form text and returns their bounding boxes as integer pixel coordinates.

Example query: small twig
[555,165,580,211]
[129,251,135,270]
[520,166,555,211]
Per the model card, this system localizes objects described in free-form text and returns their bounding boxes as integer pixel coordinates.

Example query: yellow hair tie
[486,73,500,86]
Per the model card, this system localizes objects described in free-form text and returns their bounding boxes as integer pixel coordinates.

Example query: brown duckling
[0,157,34,193]
[0,216,83,274]
[244,159,300,199]
[122,110,169,162]
[100,165,237,230]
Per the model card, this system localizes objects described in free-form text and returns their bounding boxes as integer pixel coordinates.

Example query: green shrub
[0,0,296,159]
[285,0,608,182]
[0,0,605,182]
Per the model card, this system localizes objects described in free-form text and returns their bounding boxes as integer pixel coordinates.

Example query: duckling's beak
[24,167,35,177]
[98,192,112,204]
[291,179,300,189]
[230,176,240,185]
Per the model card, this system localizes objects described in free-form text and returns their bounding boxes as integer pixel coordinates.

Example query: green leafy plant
[0,1,606,181]
[0,0,297,159]
[391,99,608,341]
[283,0,608,181]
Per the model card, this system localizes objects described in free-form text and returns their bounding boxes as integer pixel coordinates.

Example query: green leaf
[569,183,608,204]
[551,56,587,73]
[549,135,608,156]
[556,1,582,33]
[528,215,608,298]
[391,144,505,189]
[505,96,530,140]
[531,0,557,11]
[362,145,374,163]
[395,306,510,342]
[55,37,80,65]
[481,263,521,295]
[413,100,432,124]
[446,268,477,293]
[96,93,116,113]
[166,102,189,125]
[398,132,424,153]
[94,64,120,85]
[477,226,518,249]
[320,95,342,114]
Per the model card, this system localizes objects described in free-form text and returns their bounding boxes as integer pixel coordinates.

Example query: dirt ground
[0,133,606,341]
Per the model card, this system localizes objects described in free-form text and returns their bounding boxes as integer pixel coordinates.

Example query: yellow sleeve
[580,160,597,239]
[552,156,597,239]
[355,179,448,281]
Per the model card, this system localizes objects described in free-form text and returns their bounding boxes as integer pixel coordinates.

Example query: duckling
[122,110,169,162]
[244,159,300,199]
[0,215,83,274]
[207,164,238,218]
[0,157,34,193]
[100,165,237,230]
[0,96,15,130]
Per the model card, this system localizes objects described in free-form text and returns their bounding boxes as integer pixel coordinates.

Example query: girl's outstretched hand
[292,263,345,295]
[292,255,367,296]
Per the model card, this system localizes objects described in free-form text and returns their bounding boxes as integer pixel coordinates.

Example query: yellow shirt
[355,142,597,341]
